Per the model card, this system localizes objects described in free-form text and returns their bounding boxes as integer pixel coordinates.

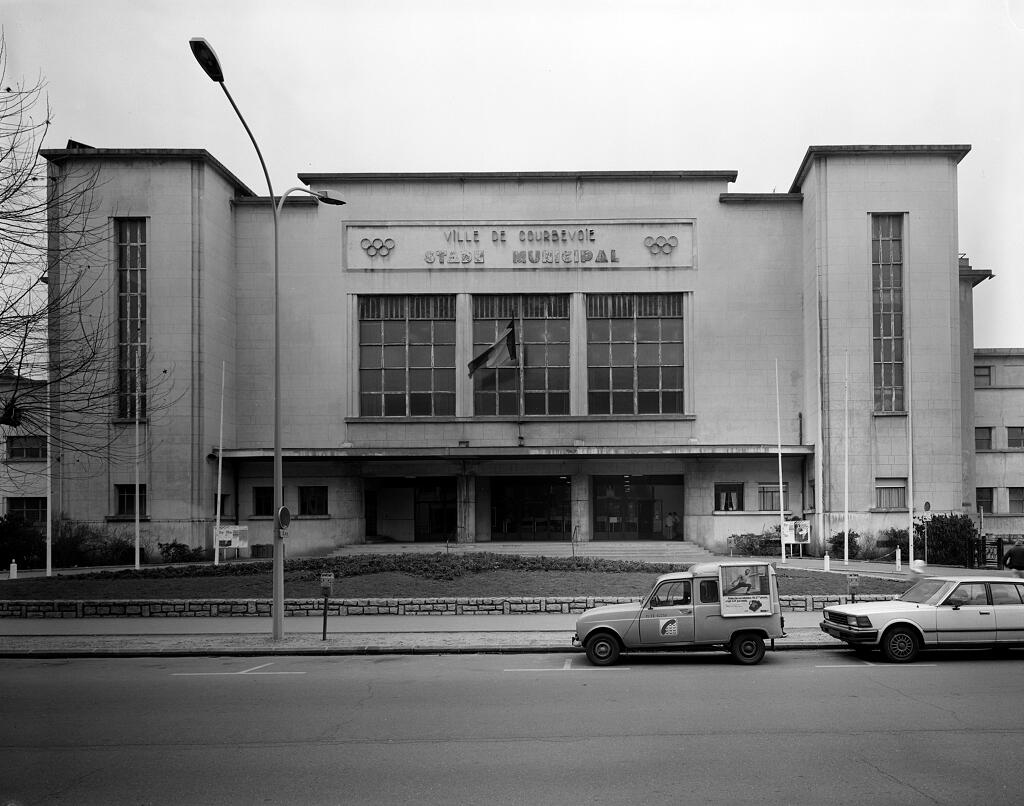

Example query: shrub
[51,519,149,567]
[0,514,45,568]
[915,513,977,566]
[157,540,208,564]
[828,531,861,560]
[729,527,781,556]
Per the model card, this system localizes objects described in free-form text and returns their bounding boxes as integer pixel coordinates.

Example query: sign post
[320,573,334,641]
[847,573,860,603]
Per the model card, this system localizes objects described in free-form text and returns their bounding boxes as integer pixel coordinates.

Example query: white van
[573,561,785,665]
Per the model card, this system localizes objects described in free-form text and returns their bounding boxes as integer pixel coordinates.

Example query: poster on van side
[719,564,773,616]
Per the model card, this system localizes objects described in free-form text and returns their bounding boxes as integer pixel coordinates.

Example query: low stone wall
[0,594,897,619]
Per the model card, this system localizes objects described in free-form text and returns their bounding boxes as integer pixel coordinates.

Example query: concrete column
[570,293,587,416]
[475,476,492,542]
[455,294,473,417]
[457,474,476,543]
[571,472,591,542]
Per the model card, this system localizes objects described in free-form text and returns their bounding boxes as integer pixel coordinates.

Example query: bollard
[823,553,831,572]
[9,560,17,580]
[895,547,902,572]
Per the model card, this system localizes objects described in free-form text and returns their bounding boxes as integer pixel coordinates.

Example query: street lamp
[189,37,345,640]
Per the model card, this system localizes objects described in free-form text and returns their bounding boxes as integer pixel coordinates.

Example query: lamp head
[316,190,346,206]
[189,38,224,83]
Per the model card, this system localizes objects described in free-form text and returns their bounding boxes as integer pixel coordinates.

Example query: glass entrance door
[490,477,572,541]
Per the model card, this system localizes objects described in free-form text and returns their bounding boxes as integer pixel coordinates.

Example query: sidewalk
[0,611,838,658]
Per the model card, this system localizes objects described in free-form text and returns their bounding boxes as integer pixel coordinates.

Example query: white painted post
[896,547,902,572]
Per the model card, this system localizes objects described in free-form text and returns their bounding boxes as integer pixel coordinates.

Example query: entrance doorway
[491,476,572,541]
[593,474,684,540]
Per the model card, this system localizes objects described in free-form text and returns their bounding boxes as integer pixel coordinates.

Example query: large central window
[587,293,684,415]
[472,295,569,416]
[359,295,456,416]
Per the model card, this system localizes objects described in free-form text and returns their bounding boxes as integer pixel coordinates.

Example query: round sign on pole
[277,506,291,529]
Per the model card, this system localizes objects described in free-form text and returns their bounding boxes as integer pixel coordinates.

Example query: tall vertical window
[976,488,994,514]
[359,296,456,416]
[117,219,147,419]
[472,295,569,416]
[872,214,904,412]
[587,293,684,415]
[975,427,993,450]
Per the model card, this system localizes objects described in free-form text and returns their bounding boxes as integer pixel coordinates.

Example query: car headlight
[852,616,872,628]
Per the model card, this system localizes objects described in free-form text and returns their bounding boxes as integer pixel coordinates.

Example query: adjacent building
[36,142,1012,557]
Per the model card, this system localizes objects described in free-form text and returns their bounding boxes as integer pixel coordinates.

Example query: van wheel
[730,633,766,665]
[584,633,621,666]
[881,626,920,663]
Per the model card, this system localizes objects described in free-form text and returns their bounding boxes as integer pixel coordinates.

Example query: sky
[5,0,1023,348]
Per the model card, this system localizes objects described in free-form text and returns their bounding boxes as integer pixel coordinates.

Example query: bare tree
[0,33,172,481]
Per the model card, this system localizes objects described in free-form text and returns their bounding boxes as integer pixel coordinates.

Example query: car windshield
[899,579,948,604]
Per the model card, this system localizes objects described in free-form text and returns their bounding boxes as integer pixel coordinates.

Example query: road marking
[815,663,937,669]
[172,662,306,677]
[503,666,632,672]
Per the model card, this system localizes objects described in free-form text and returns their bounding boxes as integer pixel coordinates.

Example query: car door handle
[979,610,990,615]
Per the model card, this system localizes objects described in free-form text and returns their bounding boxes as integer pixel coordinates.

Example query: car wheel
[730,633,766,665]
[584,632,621,666]
[881,626,920,663]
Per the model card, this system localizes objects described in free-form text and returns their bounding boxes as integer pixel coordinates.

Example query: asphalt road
[2,649,1023,806]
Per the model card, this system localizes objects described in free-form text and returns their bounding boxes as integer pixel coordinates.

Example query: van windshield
[899,579,948,604]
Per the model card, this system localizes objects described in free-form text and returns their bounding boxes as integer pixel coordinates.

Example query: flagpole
[844,350,849,565]
[776,359,785,564]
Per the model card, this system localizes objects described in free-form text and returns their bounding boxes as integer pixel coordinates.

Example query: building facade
[39,143,998,557]
[973,349,1024,538]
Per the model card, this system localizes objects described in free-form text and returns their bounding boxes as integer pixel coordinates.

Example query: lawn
[0,554,911,600]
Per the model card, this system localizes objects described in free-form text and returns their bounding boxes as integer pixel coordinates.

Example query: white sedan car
[820,576,1024,662]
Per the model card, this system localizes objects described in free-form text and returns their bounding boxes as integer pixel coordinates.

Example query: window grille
[359,295,456,416]
[587,293,684,415]
[757,482,789,512]
[116,219,147,419]
[872,214,904,412]
[472,295,569,416]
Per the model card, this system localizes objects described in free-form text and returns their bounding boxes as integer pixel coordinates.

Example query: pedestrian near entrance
[1002,538,1024,579]
[664,511,679,540]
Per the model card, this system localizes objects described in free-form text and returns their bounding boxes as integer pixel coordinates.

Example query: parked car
[573,561,785,666]
[820,576,1024,662]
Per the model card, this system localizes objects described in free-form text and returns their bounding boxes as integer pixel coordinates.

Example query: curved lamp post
[189,37,345,639]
